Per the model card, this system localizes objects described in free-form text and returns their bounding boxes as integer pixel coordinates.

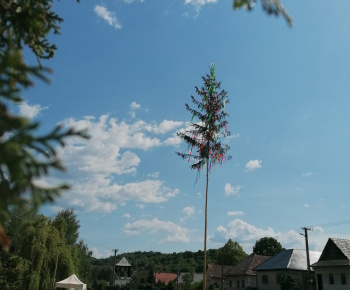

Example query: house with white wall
[312,238,350,290]
[253,249,321,290]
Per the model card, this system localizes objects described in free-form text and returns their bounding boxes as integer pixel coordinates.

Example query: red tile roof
[155,273,177,285]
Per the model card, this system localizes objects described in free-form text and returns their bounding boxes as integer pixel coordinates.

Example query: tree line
[91,237,282,290]
[0,204,283,289]
[0,206,91,289]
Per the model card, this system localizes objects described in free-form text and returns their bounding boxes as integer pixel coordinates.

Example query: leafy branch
[0,0,84,250]
[233,0,293,26]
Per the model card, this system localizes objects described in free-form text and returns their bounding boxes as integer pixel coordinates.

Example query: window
[317,274,323,290]
[229,281,232,287]
[329,273,334,285]
[262,275,268,284]
[341,273,347,285]
[237,281,240,288]
[241,280,245,288]
[276,274,282,284]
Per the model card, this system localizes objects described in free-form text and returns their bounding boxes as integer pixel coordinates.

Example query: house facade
[207,264,232,289]
[253,249,321,290]
[312,238,350,290]
[224,254,270,290]
[207,254,270,290]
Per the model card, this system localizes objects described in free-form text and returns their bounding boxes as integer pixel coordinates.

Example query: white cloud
[182,206,196,217]
[303,172,313,177]
[217,225,227,234]
[129,102,141,118]
[146,120,184,134]
[163,132,182,146]
[227,211,245,216]
[245,160,262,171]
[91,247,111,259]
[313,226,324,233]
[50,206,65,213]
[18,100,48,119]
[304,204,310,208]
[123,0,145,3]
[148,171,160,178]
[40,115,181,212]
[130,101,141,110]
[224,183,242,196]
[123,213,131,219]
[184,0,218,14]
[123,218,190,243]
[61,115,162,150]
[94,5,122,30]
[61,179,179,212]
[215,219,305,252]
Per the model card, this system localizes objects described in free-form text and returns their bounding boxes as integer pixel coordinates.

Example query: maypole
[176,62,231,290]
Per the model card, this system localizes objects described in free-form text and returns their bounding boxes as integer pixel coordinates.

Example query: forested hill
[91,249,221,273]
[90,239,249,284]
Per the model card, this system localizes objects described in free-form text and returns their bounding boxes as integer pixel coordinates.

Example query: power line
[306,219,350,229]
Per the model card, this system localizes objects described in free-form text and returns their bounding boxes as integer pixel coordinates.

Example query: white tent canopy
[56,274,87,290]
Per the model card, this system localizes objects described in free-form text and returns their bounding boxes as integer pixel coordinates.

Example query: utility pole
[53,242,63,290]
[176,268,180,290]
[221,251,224,290]
[112,249,118,286]
[301,227,313,290]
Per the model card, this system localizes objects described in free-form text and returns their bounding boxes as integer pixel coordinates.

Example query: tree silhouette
[217,239,247,266]
[176,62,231,290]
[253,237,283,256]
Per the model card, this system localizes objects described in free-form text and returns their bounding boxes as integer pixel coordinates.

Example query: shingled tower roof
[116,257,132,267]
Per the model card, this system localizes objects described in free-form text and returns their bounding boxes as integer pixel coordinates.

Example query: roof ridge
[286,249,294,269]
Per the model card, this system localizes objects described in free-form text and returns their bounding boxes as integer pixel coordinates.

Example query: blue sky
[20,0,350,258]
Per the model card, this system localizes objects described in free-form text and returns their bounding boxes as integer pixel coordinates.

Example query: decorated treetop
[177,63,231,183]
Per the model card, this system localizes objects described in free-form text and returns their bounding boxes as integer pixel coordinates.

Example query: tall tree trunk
[203,156,209,290]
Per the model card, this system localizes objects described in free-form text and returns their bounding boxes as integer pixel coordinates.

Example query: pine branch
[176,63,231,175]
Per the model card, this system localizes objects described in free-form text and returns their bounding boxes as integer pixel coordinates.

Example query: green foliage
[147,267,156,285]
[0,0,87,250]
[166,280,176,290]
[0,255,31,290]
[0,207,91,289]
[217,239,247,266]
[279,273,299,290]
[53,209,80,246]
[1,211,61,289]
[253,237,283,256]
[182,272,194,290]
[91,249,219,275]
[189,280,203,290]
[233,0,293,26]
[92,279,109,290]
